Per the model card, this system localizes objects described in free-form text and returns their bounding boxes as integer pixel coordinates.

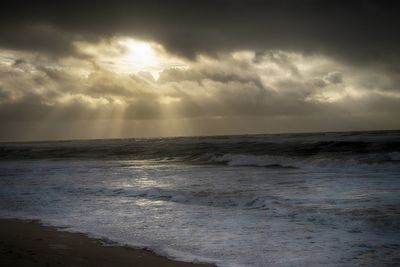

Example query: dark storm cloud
[1,0,399,69]
[0,24,78,57]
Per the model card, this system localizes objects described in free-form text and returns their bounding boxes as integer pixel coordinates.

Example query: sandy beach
[0,219,212,267]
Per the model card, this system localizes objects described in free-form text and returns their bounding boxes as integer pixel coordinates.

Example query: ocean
[0,131,399,266]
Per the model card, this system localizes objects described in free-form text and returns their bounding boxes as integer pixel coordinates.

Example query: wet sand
[0,219,212,267]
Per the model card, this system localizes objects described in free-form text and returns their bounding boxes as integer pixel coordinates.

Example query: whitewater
[0,131,399,266]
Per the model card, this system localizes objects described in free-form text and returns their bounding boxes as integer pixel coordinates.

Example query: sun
[121,39,159,70]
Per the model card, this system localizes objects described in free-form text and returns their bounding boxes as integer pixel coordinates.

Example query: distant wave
[193,153,400,171]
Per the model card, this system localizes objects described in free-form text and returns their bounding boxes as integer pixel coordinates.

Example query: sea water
[0,131,399,266]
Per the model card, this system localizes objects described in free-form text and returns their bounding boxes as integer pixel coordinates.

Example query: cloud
[0,31,399,141]
[324,72,343,84]
[0,0,399,72]
[0,47,398,122]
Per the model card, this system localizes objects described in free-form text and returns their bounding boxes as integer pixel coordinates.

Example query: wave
[49,182,399,212]
[55,185,283,210]
[194,153,400,171]
[1,131,399,163]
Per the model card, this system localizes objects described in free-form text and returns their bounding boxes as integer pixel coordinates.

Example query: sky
[0,0,399,141]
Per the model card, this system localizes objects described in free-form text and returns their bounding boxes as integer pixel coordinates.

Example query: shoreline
[0,218,213,267]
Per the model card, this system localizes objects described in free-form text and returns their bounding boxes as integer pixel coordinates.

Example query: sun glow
[74,37,187,80]
[120,39,159,71]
